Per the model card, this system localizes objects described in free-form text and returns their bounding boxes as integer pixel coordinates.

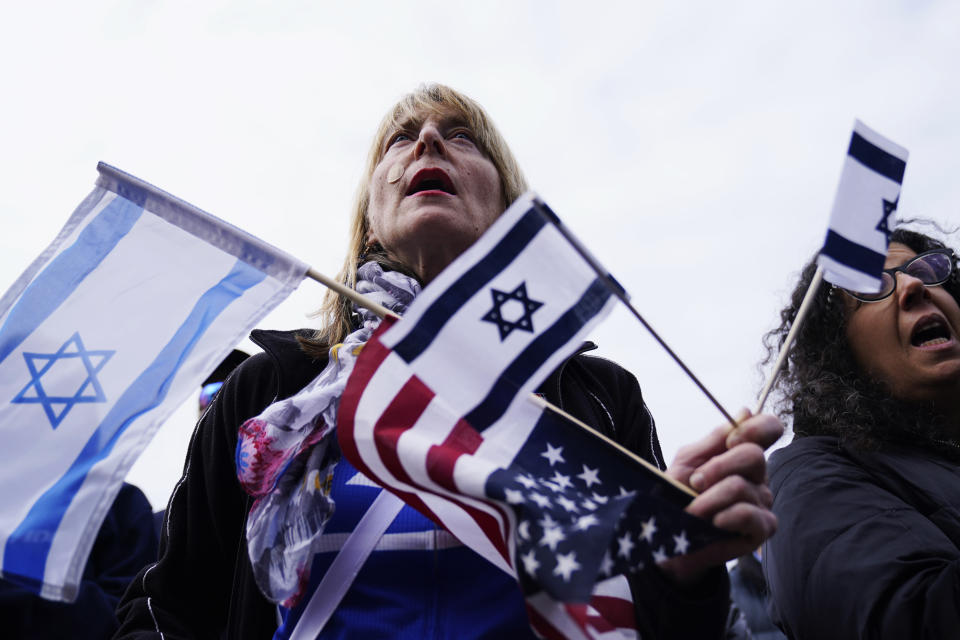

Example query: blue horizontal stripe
[821,229,886,279]
[3,259,267,590]
[0,195,143,366]
[848,131,906,184]
[393,208,546,363]
[465,278,612,432]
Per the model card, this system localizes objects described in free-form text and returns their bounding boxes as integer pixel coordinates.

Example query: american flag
[337,193,727,638]
[487,404,726,601]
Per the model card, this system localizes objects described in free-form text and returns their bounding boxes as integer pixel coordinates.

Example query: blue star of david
[481,282,544,341]
[877,195,898,239]
[12,332,114,429]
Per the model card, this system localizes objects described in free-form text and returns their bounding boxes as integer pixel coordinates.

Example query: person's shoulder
[769,435,844,478]
[769,435,903,518]
[766,438,871,572]
[569,347,639,387]
[559,348,646,420]
[199,329,326,435]
[218,350,277,405]
[233,328,327,399]
[250,328,316,355]
[768,436,874,506]
[113,482,153,515]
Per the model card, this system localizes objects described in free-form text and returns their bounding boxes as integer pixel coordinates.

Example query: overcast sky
[2,1,958,508]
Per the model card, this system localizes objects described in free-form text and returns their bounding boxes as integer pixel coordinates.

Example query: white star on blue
[483,404,733,602]
[12,332,114,429]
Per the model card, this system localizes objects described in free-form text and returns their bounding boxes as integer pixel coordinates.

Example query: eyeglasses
[843,248,955,303]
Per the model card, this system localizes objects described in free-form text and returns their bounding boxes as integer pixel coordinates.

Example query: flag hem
[96,163,308,286]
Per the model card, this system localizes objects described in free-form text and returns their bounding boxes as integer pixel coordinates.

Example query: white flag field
[0,163,307,601]
[818,119,909,293]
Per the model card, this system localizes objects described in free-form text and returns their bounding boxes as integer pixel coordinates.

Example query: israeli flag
[0,163,307,601]
[818,119,908,293]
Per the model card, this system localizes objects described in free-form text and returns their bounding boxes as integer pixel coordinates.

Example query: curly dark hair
[763,224,960,454]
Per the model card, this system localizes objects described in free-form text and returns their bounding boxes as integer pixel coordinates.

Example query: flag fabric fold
[338,193,727,638]
[818,119,909,292]
[0,163,307,601]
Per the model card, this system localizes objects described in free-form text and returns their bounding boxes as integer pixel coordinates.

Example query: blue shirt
[273,458,537,639]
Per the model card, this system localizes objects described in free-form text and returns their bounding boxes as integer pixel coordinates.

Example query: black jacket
[115,329,730,639]
[764,435,960,639]
[0,483,158,639]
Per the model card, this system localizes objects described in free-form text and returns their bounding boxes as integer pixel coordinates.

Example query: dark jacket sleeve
[554,353,666,469]
[765,439,960,639]
[113,354,280,640]
[549,353,731,640]
[0,483,158,640]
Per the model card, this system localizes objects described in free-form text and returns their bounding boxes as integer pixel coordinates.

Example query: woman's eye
[450,130,474,142]
[388,132,412,146]
[907,261,937,282]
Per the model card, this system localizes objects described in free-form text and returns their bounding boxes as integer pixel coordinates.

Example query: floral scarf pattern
[236,262,419,606]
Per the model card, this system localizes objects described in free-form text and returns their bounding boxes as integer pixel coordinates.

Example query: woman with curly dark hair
[761,225,960,639]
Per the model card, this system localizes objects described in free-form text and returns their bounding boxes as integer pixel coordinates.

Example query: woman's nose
[414,124,445,158]
[896,272,930,309]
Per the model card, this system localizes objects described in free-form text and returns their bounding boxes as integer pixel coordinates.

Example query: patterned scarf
[236,262,420,607]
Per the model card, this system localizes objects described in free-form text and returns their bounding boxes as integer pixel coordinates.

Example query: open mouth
[406,168,456,196]
[910,315,953,348]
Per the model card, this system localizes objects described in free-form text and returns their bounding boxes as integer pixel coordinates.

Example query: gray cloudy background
[2,1,957,508]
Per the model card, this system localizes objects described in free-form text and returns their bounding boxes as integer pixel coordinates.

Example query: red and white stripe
[339,322,519,575]
[338,321,638,639]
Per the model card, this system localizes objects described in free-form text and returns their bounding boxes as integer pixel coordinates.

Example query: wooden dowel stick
[529,201,737,431]
[754,266,825,415]
[530,394,697,498]
[306,267,397,320]
[306,265,698,498]
[621,299,739,430]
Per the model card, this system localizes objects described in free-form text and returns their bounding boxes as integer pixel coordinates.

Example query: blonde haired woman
[116,84,780,640]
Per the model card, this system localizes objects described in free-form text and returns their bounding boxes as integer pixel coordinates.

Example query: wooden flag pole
[619,300,739,431]
[306,268,397,320]
[529,201,739,431]
[305,266,699,497]
[754,265,825,415]
[530,394,697,498]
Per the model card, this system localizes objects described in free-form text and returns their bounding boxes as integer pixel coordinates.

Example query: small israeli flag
[0,163,307,601]
[818,120,908,293]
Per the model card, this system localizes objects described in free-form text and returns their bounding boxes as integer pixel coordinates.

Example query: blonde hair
[300,84,528,356]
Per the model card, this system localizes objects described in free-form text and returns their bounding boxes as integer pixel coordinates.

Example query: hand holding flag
[657,410,782,585]
[338,193,734,638]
